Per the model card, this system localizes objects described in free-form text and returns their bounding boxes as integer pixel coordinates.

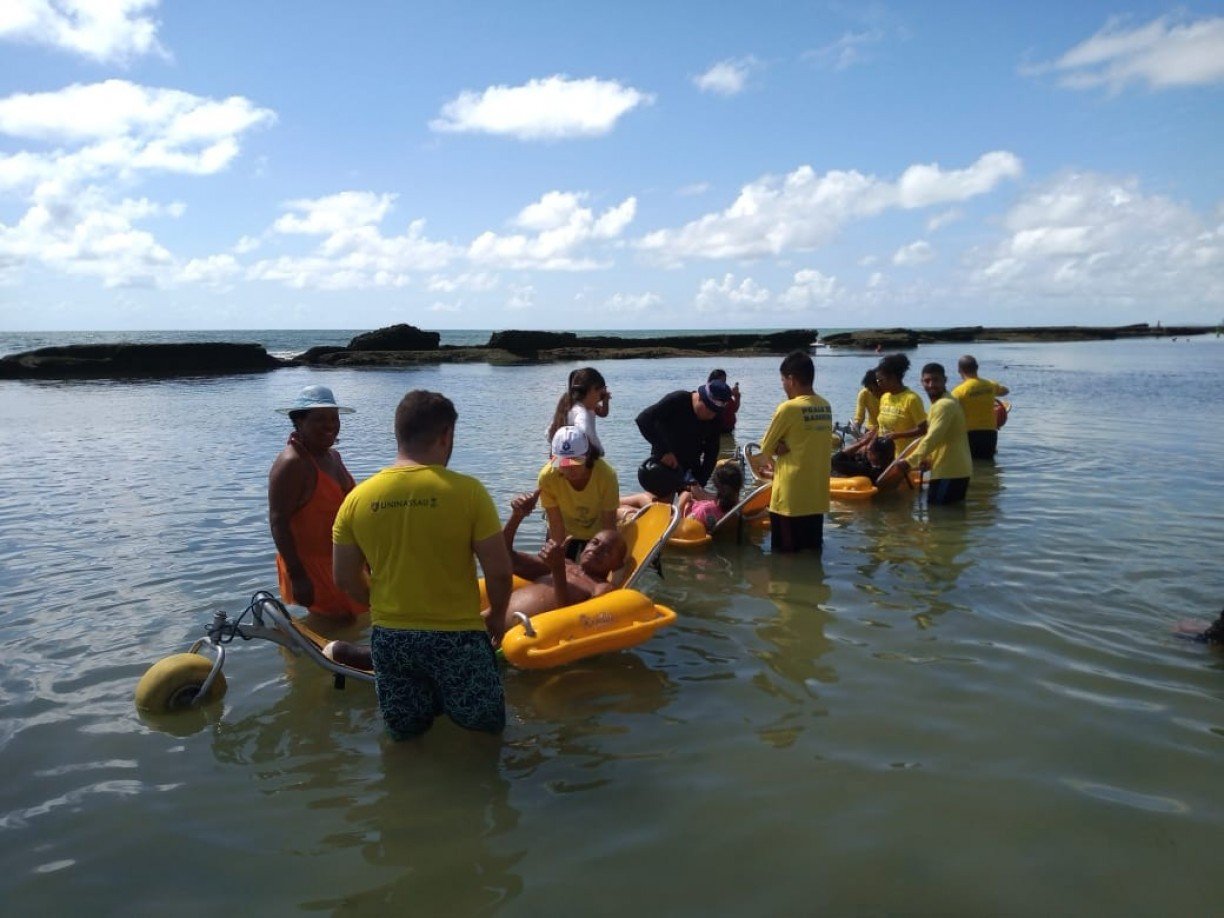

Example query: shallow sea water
[1,336,1222,915]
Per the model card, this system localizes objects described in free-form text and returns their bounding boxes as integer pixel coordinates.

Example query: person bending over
[635,379,731,489]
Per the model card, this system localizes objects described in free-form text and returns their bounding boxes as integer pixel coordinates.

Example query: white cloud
[250,194,458,289]
[468,191,636,270]
[777,269,841,310]
[177,253,240,288]
[970,172,1224,311]
[430,75,653,140]
[273,192,395,235]
[429,300,462,313]
[1026,14,1224,91]
[676,181,710,197]
[927,208,963,232]
[806,30,886,71]
[695,273,771,313]
[232,235,260,255]
[0,82,272,289]
[893,240,934,266]
[506,285,535,310]
[426,272,499,293]
[0,184,174,287]
[0,0,165,63]
[638,151,1021,263]
[605,291,662,313]
[693,57,760,96]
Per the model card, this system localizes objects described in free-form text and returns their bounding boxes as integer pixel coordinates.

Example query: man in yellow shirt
[332,390,513,739]
[878,363,972,505]
[757,350,833,553]
[952,354,1010,460]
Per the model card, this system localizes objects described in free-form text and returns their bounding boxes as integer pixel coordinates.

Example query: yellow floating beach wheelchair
[135,503,680,714]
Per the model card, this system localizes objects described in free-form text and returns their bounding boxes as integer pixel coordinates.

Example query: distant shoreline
[0,323,1216,380]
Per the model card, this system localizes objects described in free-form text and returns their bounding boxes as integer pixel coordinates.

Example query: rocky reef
[820,323,1212,349]
[0,342,284,379]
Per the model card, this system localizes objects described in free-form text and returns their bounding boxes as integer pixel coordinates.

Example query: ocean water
[0,335,1221,915]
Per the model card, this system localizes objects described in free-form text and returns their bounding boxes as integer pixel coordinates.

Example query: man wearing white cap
[269,385,367,619]
[538,426,621,560]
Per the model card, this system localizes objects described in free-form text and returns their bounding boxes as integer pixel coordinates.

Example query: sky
[0,1,1221,331]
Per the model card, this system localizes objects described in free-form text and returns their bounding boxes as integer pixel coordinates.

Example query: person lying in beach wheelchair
[324,491,630,670]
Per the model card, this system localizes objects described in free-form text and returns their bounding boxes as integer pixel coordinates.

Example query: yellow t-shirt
[537,457,620,539]
[906,395,972,481]
[878,388,926,458]
[952,377,1006,431]
[759,394,832,517]
[332,465,501,631]
[853,387,880,430]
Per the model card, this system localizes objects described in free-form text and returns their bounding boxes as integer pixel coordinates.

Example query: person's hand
[539,538,567,570]
[510,489,540,517]
[290,571,315,608]
[732,382,740,395]
[660,453,679,469]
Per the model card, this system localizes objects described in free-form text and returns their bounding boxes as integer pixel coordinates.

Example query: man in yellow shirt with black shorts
[952,354,1009,460]
[332,390,513,740]
[757,350,833,553]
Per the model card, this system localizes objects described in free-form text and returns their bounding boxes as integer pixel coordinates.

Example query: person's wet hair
[708,368,728,383]
[779,350,814,386]
[395,390,457,449]
[922,362,946,378]
[876,353,911,382]
[958,355,978,374]
[710,462,744,512]
[860,369,878,389]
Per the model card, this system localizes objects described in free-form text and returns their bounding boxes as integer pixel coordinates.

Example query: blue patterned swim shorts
[369,626,505,739]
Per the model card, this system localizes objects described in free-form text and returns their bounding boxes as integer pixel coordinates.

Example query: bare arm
[332,542,370,606]
[474,532,513,644]
[268,450,315,606]
[536,539,572,610]
[544,505,566,545]
[504,491,552,580]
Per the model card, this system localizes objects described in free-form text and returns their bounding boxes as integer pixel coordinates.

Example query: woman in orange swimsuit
[268,385,367,619]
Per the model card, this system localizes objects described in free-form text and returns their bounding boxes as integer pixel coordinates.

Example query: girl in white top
[547,367,610,458]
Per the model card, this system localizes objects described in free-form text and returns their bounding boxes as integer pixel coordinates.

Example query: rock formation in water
[820,323,1212,349]
[0,342,284,379]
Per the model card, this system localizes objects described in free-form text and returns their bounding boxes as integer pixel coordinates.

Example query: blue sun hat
[276,385,355,414]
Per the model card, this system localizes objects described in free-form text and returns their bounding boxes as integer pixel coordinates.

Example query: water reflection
[316,737,524,916]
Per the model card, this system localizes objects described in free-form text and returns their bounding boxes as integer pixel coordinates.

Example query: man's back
[333,464,499,631]
[952,377,1003,431]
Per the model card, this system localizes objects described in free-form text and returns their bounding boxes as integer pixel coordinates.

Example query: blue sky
[0,1,1221,331]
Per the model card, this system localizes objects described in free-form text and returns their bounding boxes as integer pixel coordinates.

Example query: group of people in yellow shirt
[845,352,1010,505]
[264,350,1008,742]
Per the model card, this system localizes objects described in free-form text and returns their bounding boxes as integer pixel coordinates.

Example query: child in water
[618,462,744,533]
[547,367,609,458]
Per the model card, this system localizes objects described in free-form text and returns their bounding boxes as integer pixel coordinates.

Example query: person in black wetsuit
[635,380,731,495]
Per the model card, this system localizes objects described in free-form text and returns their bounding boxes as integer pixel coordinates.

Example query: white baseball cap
[550,426,590,467]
